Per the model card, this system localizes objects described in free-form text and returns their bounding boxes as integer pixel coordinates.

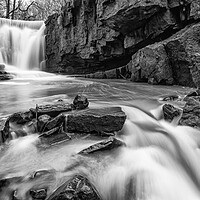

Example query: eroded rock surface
[45,0,199,82]
[179,96,200,129]
[66,107,126,134]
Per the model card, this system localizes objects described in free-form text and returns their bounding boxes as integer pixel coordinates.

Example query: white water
[0,18,45,71]
[1,102,200,200]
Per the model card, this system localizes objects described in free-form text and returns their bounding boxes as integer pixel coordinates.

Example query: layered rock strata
[45,0,200,87]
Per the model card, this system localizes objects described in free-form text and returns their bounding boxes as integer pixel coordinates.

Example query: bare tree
[0,0,68,20]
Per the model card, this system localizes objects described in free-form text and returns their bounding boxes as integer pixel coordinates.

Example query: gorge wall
[45,0,200,87]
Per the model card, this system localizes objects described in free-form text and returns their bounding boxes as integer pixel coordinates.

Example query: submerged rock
[30,188,47,200]
[47,175,101,200]
[78,137,125,155]
[66,107,126,134]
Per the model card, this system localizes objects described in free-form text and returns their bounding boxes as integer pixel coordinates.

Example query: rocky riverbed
[0,88,200,199]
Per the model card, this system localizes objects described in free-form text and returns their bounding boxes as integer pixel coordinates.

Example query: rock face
[121,21,200,87]
[179,96,200,129]
[130,43,173,85]
[66,107,126,134]
[45,0,200,81]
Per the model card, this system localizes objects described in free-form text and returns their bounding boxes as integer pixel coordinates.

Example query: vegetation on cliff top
[0,0,67,20]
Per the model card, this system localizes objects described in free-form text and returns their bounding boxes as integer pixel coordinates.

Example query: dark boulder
[73,95,89,110]
[0,118,7,144]
[130,43,174,85]
[179,97,200,129]
[0,64,13,80]
[47,175,101,200]
[8,111,34,125]
[163,104,182,122]
[66,107,126,134]
[78,137,125,155]
[30,188,47,200]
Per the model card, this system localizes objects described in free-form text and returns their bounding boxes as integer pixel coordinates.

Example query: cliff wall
[45,0,200,87]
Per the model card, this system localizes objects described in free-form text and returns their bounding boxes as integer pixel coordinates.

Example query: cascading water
[0,18,45,71]
[1,97,200,200]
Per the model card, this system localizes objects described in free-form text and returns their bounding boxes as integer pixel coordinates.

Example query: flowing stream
[0,18,200,200]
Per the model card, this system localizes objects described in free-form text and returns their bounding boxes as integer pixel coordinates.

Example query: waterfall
[0,18,45,71]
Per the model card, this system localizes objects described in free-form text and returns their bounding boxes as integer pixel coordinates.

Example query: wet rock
[73,95,89,110]
[1,120,10,142]
[30,188,47,200]
[39,126,71,145]
[179,97,200,129]
[0,73,13,81]
[0,64,13,80]
[78,137,125,155]
[2,111,36,138]
[163,104,182,122]
[159,95,180,101]
[38,114,51,132]
[0,118,7,144]
[47,175,101,200]
[8,111,34,125]
[130,42,173,85]
[66,107,126,134]
[43,114,65,132]
[30,103,74,118]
